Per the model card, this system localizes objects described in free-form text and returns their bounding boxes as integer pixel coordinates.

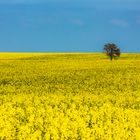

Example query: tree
[103,43,121,60]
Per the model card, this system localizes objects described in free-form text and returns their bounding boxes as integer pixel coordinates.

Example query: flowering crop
[0,53,140,140]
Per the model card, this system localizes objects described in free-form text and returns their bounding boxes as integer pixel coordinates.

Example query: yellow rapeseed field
[0,53,140,140]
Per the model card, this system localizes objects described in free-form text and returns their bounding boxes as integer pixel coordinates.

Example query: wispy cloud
[20,16,53,28]
[71,19,85,26]
[110,19,129,27]
[136,17,140,24]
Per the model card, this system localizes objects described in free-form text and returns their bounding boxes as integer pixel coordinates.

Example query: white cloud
[20,16,53,28]
[136,17,140,24]
[110,19,129,27]
[71,19,84,26]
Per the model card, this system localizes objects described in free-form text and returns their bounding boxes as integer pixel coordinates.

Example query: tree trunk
[110,48,113,61]
[110,55,113,61]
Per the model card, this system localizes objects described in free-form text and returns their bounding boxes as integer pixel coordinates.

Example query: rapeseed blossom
[0,53,140,139]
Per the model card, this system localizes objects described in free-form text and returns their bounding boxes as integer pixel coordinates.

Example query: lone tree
[103,43,121,60]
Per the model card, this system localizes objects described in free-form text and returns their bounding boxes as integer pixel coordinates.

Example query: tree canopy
[104,43,121,60]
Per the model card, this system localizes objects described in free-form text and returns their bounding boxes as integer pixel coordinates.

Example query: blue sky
[0,0,140,52]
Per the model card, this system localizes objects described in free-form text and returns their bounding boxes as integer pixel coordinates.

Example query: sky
[0,0,140,52]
